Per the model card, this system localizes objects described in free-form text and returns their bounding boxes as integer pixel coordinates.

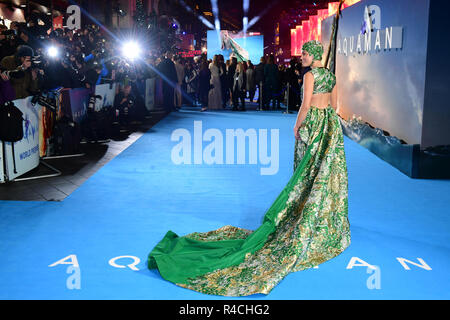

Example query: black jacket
[157,58,178,87]
[254,62,265,84]
[233,71,246,92]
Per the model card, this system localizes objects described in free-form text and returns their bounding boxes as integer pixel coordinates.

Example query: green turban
[302,40,324,61]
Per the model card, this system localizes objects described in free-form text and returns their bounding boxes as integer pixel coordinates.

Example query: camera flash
[47,46,59,58]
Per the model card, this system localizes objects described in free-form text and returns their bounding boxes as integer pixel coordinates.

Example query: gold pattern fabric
[148,70,350,297]
[169,105,350,296]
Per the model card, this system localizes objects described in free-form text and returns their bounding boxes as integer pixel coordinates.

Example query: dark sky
[169,0,298,48]
[171,0,293,30]
[170,0,333,47]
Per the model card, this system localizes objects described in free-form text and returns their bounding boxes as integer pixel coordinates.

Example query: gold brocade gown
[148,66,351,296]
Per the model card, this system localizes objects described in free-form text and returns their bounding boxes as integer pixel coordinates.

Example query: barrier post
[258,81,263,111]
[283,83,292,114]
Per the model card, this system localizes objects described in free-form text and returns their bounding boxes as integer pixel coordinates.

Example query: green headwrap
[302,40,324,61]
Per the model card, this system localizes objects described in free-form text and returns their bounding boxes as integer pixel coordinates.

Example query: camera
[31,93,57,113]
[1,29,17,40]
[2,68,25,79]
[93,41,107,59]
[31,55,43,69]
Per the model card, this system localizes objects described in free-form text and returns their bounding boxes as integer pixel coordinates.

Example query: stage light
[178,0,214,29]
[245,0,278,31]
[210,0,221,44]
[199,16,214,29]
[243,16,248,30]
[47,46,59,58]
[122,41,142,61]
[243,0,250,12]
[243,0,249,35]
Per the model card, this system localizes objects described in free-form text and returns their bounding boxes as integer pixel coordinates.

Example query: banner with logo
[3,97,41,181]
[94,83,117,111]
[320,0,450,178]
[59,88,90,124]
[207,30,264,62]
[326,0,423,146]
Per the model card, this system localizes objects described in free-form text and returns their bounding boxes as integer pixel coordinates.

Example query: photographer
[0,22,30,59]
[0,45,40,99]
[114,84,136,128]
[84,62,104,89]
[83,42,109,88]
[67,54,87,88]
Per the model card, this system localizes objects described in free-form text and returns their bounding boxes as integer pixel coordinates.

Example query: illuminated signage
[177,50,203,58]
[338,5,403,56]
[338,26,403,56]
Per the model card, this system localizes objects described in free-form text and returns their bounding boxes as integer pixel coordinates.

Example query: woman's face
[301,51,313,67]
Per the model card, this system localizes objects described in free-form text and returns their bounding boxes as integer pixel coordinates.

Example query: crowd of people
[153,52,311,113]
[0,18,161,128]
[0,15,312,131]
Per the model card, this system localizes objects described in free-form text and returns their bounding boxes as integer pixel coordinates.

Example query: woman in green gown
[148,40,351,296]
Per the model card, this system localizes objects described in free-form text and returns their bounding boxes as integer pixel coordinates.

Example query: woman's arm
[294,72,314,139]
[330,83,337,111]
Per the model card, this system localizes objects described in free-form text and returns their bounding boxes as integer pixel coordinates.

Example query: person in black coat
[227,57,237,106]
[254,56,265,107]
[231,62,246,111]
[218,54,228,108]
[284,58,301,111]
[114,84,135,127]
[157,51,178,112]
[198,61,211,112]
[263,55,279,110]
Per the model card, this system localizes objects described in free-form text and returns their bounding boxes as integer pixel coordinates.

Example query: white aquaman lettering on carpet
[47,254,431,291]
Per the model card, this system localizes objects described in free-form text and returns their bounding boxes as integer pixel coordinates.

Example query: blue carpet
[0,108,449,300]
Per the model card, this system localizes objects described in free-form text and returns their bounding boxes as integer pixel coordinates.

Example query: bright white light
[247,16,260,29]
[243,16,248,37]
[47,46,59,58]
[199,16,214,29]
[214,19,221,31]
[210,0,221,46]
[122,41,142,61]
[243,0,249,38]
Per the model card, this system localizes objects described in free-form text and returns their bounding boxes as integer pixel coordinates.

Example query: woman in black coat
[198,61,211,112]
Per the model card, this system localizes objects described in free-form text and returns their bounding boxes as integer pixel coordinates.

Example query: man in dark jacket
[254,56,265,108]
[263,55,278,110]
[284,58,301,111]
[227,57,237,106]
[218,54,228,108]
[232,63,246,111]
[0,45,39,99]
[157,51,178,112]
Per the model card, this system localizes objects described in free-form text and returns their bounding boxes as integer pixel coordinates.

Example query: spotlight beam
[243,0,249,40]
[177,0,215,29]
[244,0,278,31]
[210,0,222,45]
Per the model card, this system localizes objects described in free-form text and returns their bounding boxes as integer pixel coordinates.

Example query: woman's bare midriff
[310,92,332,109]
